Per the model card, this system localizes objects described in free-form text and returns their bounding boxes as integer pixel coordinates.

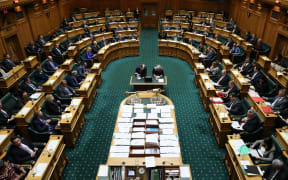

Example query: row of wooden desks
[198,73,216,111]
[275,128,288,158]
[0,65,27,92]
[0,129,14,159]
[42,69,66,93]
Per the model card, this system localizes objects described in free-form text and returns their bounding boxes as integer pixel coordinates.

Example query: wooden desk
[96,92,192,180]
[198,73,216,111]
[275,128,288,158]
[267,67,288,88]
[93,32,114,42]
[61,58,74,72]
[96,17,106,24]
[222,58,233,72]
[247,92,277,132]
[165,9,173,16]
[0,129,14,159]
[43,42,53,55]
[87,18,97,24]
[193,24,210,32]
[126,11,134,18]
[108,16,125,22]
[257,56,271,72]
[130,76,167,91]
[97,40,140,70]
[213,27,231,37]
[74,37,92,51]
[14,93,45,138]
[116,30,137,38]
[206,38,222,50]
[109,22,127,29]
[68,21,82,28]
[67,46,77,58]
[74,13,83,20]
[214,20,228,28]
[76,73,97,111]
[220,45,230,58]
[215,14,224,20]
[51,34,67,46]
[60,97,85,147]
[184,32,204,42]
[193,63,205,88]
[224,135,262,180]
[91,63,103,88]
[84,11,100,19]
[231,33,244,46]
[164,30,182,37]
[0,65,27,91]
[88,24,106,32]
[209,103,231,147]
[192,17,205,24]
[128,21,138,29]
[26,135,68,180]
[242,41,253,58]
[230,69,251,96]
[42,69,65,93]
[24,56,39,72]
[173,15,186,22]
[67,28,85,38]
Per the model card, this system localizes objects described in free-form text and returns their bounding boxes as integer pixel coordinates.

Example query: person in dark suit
[235,109,261,133]
[243,31,251,42]
[44,56,59,72]
[45,94,63,115]
[0,65,9,78]
[92,40,101,54]
[249,33,258,45]
[21,77,41,94]
[2,54,16,72]
[152,65,164,79]
[0,101,15,129]
[247,65,263,85]
[214,70,230,87]
[57,80,77,98]
[234,57,253,76]
[38,35,46,47]
[34,65,49,85]
[224,38,234,49]
[254,77,269,97]
[217,80,239,102]
[8,136,41,164]
[31,111,57,134]
[263,159,288,180]
[26,41,41,55]
[77,61,88,81]
[101,36,109,47]
[52,44,65,64]
[230,43,241,55]
[231,25,240,35]
[135,64,147,78]
[264,89,288,112]
[67,71,81,88]
[224,93,244,115]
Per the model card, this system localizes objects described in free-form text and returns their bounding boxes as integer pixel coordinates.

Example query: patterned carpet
[63,28,228,180]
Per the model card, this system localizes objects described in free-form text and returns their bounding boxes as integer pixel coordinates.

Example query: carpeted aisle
[63,28,228,180]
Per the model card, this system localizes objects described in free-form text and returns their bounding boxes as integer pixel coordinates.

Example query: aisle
[63,29,227,180]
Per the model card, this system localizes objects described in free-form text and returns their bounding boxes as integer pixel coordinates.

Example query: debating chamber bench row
[0,39,141,179]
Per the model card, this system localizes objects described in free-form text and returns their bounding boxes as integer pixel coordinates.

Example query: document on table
[62,113,73,119]
[122,112,132,118]
[117,118,131,123]
[159,118,174,123]
[98,165,108,177]
[46,140,59,152]
[161,113,171,118]
[280,132,288,142]
[132,127,145,132]
[159,124,174,129]
[131,149,145,154]
[160,147,181,154]
[145,156,156,168]
[54,71,62,77]
[160,140,179,147]
[110,146,130,153]
[160,135,177,141]
[240,160,251,166]
[146,120,158,125]
[122,107,133,113]
[30,92,42,100]
[135,113,146,118]
[162,129,174,135]
[82,83,90,88]
[147,113,158,119]
[33,163,48,176]
[71,99,81,106]
[161,108,171,113]
[147,104,157,109]
[0,134,8,144]
[151,108,160,113]
[133,121,145,126]
[146,134,159,145]
[134,104,144,109]
[110,153,129,157]
[132,132,145,139]
[114,139,130,146]
[117,123,133,128]
[113,133,131,139]
[158,79,164,83]
[19,107,31,115]
[131,139,145,146]
[118,127,130,133]
[180,166,190,178]
[134,108,144,113]
[231,121,244,131]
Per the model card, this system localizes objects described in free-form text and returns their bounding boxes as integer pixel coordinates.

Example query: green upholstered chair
[1,92,19,115]
[240,114,264,142]
[27,117,52,142]
[231,46,245,64]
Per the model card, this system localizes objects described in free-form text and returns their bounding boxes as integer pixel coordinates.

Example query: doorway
[141,2,158,28]
[5,35,23,61]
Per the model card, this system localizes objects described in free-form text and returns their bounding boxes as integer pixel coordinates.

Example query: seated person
[249,137,275,163]
[203,47,216,67]
[224,93,244,115]
[217,80,239,102]
[152,65,164,79]
[231,25,240,35]
[8,136,41,164]
[17,91,29,109]
[246,65,263,85]
[86,47,96,60]
[44,56,59,72]
[0,159,27,180]
[202,28,210,37]
[229,43,241,55]
[0,101,15,129]
[67,71,81,88]
[204,61,219,77]
[254,77,269,97]
[57,80,77,98]
[263,159,288,180]
[243,31,251,42]
[52,44,65,60]
[91,41,101,54]
[45,94,63,115]
[214,33,221,42]
[224,38,233,49]
[232,109,261,133]
[0,65,9,78]
[21,77,42,94]
[118,34,125,41]
[38,34,47,47]
[172,34,179,41]
[135,64,147,78]
[130,33,137,40]
[31,111,58,134]
[101,36,109,47]
[249,33,257,45]
[26,41,41,55]
[264,89,288,112]
[213,70,229,87]
[77,61,88,81]
[2,54,16,72]
[271,53,287,71]
[253,38,264,52]
[198,42,207,55]
[233,57,253,76]
[34,65,49,85]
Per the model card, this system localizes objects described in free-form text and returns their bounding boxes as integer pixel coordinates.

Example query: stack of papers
[118,118,131,123]
[117,123,132,128]
[159,118,174,123]
[147,113,158,119]
[146,120,158,125]
[134,104,144,109]
[46,140,59,152]
[122,112,132,118]
[146,134,159,145]
[62,113,73,119]
[110,146,130,153]
[151,108,160,113]
[147,104,157,109]
[162,129,174,135]
[134,108,144,113]
[133,127,145,132]
[113,133,131,139]
[131,149,145,154]
[135,113,146,118]
[160,124,174,129]
[131,139,145,146]
[161,113,171,118]
[160,140,178,147]
[0,134,8,144]
[82,83,90,88]
[158,79,164,83]
[160,147,180,154]
[114,139,130,146]
[19,107,31,115]
[118,127,130,133]
[30,92,41,100]
[33,163,48,176]
[132,132,145,138]
[71,99,81,106]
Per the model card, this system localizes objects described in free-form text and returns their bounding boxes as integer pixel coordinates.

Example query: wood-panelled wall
[229,0,288,58]
[0,0,74,60]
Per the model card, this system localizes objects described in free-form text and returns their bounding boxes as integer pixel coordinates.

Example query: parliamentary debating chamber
[1,0,288,179]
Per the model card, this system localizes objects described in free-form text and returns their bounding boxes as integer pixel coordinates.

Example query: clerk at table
[152,65,164,79]
[134,64,147,78]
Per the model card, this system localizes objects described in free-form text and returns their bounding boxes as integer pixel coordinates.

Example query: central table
[130,76,167,91]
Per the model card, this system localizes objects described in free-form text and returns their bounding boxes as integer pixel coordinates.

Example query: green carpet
[63,28,227,180]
